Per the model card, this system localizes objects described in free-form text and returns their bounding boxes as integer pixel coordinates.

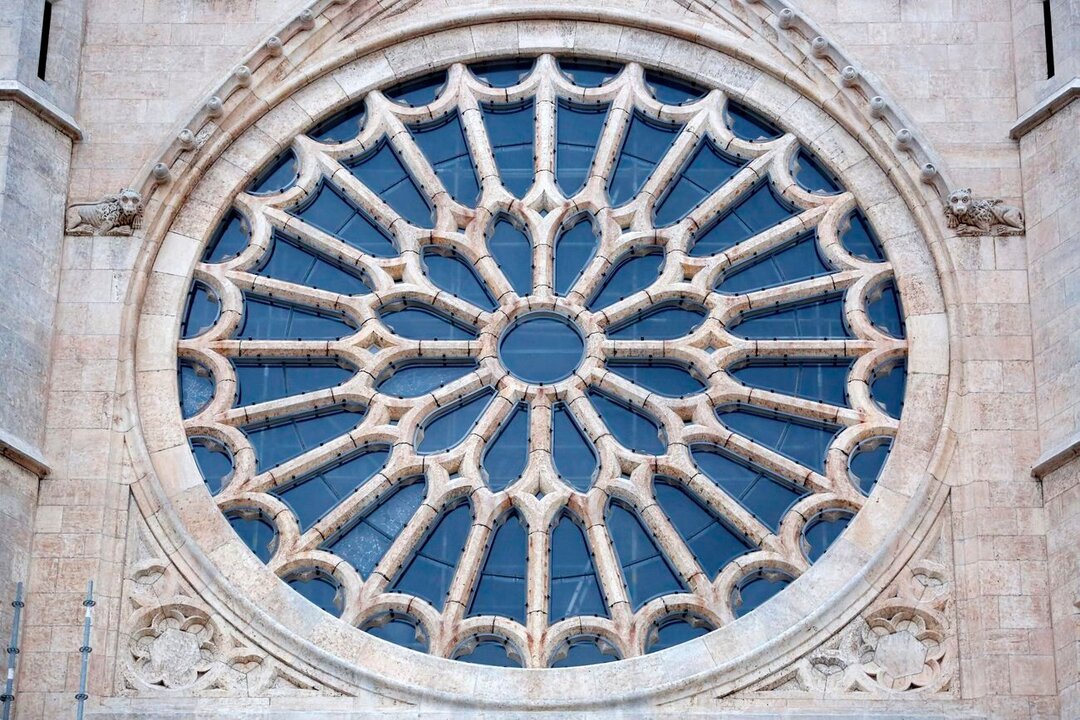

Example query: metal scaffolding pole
[1,582,24,720]
[74,581,94,720]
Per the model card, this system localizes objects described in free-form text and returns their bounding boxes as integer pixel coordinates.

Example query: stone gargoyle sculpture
[944,188,1024,237]
[65,188,144,236]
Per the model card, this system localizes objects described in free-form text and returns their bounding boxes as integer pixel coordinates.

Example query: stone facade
[0,0,1076,718]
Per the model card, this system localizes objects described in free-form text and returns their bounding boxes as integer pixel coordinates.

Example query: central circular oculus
[499,314,585,384]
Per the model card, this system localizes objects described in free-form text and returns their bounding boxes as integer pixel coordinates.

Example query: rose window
[177,55,908,668]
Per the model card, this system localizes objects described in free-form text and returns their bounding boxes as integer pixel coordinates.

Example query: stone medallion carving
[131,607,219,689]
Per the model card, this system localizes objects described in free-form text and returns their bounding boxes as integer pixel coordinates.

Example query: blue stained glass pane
[644,70,707,105]
[868,282,905,338]
[500,316,584,383]
[470,58,534,87]
[234,359,354,406]
[588,249,664,310]
[691,445,808,533]
[411,113,480,207]
[289,181,397,257]
[793,148,843,195]
[607,361,705,397]
[416,389,495,454]
[550,515,607,621]
[608,112,681,206]
[248,149,298,195]
[552,403,597,492]
[422,248,496,310]
[555,218,599,295]
[456,639,521,667]
[364,614,428,652]
[181,282,220,339]
[243,405,365,471]
[646,617,712,653]
[587,388,666,455]
[256,232,371,295]
[725,101,783,142]
[556,101,608,197]
[733,569,792,617]
[469,514,528,622]
[379,304,478,341]
[179,360,213,418]
[482,101,535,198]
[385,71,447,106]
[286,572,341,616]
[191,437,232,494]
[729,294,851,340]
[236,295,356,341]
[274,447,391,531]
[871,361,907,419]
[607,302,707,340]
[482,404,529,491]
[849,437,891,495]
[392,502,472,609]
[717,407,840,475]
[550,639,618,667]
[202,210,250,263]
[654,480,754,578]
[607,502,686,609]
[840,210,885,262]
[488,218,532,296]
[803,510,853,563]
[690,181,798,257]
[654,140,746,227]
[346,140,433,228]
[325,479,426,576]
[718,233,833,294]
[227,511,277,563]
[309,101,365,143]
[376,361,478,398]
[558,59,623,87]
[730,358,853,406]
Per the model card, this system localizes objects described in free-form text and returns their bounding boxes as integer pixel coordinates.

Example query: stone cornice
[0,428,50,477]
[0,79,82,140]
[1010,77,1080,140]
[1032,429,1080,479]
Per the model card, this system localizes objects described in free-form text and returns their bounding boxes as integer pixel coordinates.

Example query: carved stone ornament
[944,187,1025,236]
[65,188,143,236]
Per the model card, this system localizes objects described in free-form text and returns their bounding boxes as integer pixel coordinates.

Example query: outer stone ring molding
[126,14,955,709]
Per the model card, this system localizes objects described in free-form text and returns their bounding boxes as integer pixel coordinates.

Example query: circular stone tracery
[499,313,585,383]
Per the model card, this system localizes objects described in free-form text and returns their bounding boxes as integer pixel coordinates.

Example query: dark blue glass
[469,513,528,622]
[256,232,371,295]
[235,295,356,341]
[587,389,666,455]
[227,510,277,562]
[606,502,686,609]
[556,101,608,196]
[346,140,433,228]
[871,360,906,419]
[725,101,783,142]
[728,294,851,340]
[363,613,428,652]
[376,360,478,398]
[247,149,298,195]
[379,303,478,341]
[644,70,706,105]
[274,447,391,532]
[607,301,707,340]
[654,479,754,578]
[555,217,599,295]
[203,210,250,263]
[234,359,354,406]
[608,112,681,206]
[646,616,712,653]
[482,100,535,198]
[729,358,853,406]
[411,113,481,207]
[607,360,705,397]
[324,479,426,575]
[422,247,495,310]
[385,71,447,106]
[588,249,663,310]
[654,140,746,227]
[550,638,618,667]
[416,388,495,454]
[840,210,885,262]
[285,571,341,616]
[733,569,793,617]
[483,404,529,491]
[455,639,521,667]
[849,437,891,495]
[392,502,472,609]
[792,148,843,195]
[470,58,534,87]
[551,403,597,492]
[803,509,853,563]
[691,445,807,532]
[181,282,220,339]
[500,316,584,383]
[243,405,365,471]
[550,514,607,620]
[868,282,905,338]
[717,232,833,294]
[289,180,397,257]
[558,59,622,87]
[690,181,798,257]
[309,100,365,143]
[717,407,841,475]
[178,359,213,418]
[191,437,232,494]
[487,217,532,296]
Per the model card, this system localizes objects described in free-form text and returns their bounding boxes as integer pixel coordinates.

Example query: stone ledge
[0,428,50,477]
[0,79,83,140]
[1010,77,1080,139]
[1032,429,1080,479]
